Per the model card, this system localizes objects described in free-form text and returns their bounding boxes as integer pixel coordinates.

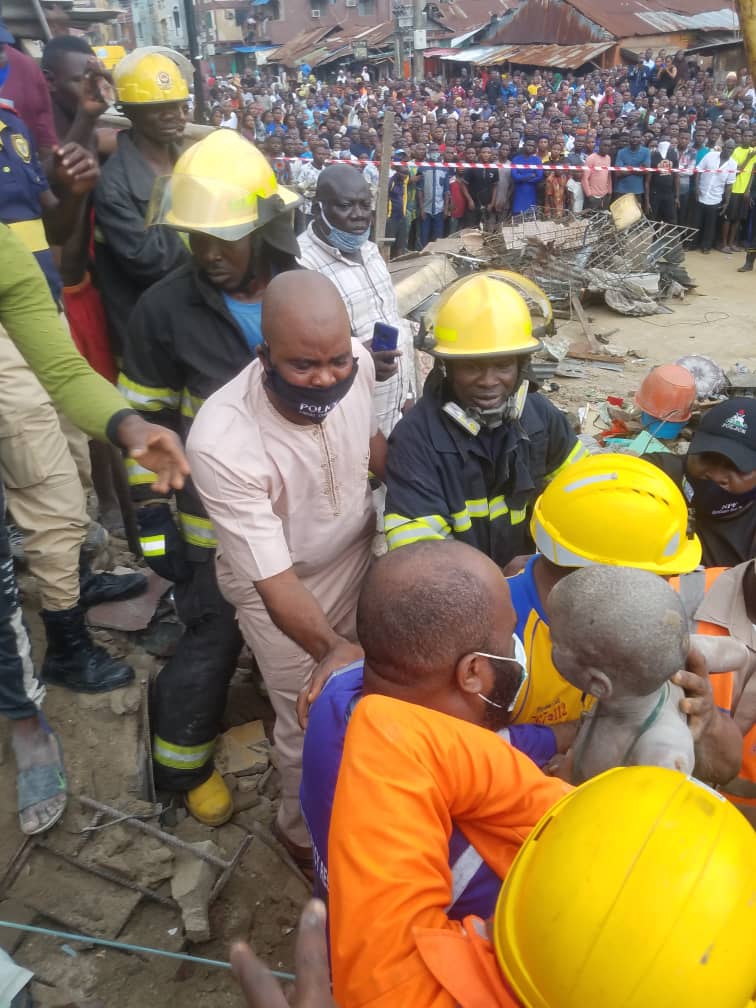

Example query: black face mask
[262,348,359,423]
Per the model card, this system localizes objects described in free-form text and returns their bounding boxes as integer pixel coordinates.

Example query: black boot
[737,251,755,273]
[79,566,147,609]
[41,605,134,693]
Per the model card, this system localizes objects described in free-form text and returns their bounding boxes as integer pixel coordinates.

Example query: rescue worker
[669,559,756,826]
[94,49,191,356]
[188,270,387,873]
[0,223,188,836]
[328,762,756,1008]
[301,539,576,921]
[119,130,302,826]
[512,453,743,786]
[0,95,145,690]
[649,398,756,566]
[384,272,584,569]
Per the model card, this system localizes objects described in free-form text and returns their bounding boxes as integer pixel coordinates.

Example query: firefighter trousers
[152,553,243,792]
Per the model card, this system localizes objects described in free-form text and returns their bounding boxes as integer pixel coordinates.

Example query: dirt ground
[543,249,756,416]
[0,248,753,1007]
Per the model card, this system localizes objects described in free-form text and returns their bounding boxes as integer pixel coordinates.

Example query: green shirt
[0,224,130,442]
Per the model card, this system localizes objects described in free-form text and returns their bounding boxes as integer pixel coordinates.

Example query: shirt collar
[694,562,756,648]
[304,222,368,267]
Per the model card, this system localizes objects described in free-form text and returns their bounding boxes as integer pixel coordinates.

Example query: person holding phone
[297,164,415,437]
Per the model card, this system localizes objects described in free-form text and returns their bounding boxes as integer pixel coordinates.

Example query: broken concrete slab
[86,570,172,633]
[170,841,221,943]
[0,899,36,955]
[215,722,269,777]
[10,850,141,940]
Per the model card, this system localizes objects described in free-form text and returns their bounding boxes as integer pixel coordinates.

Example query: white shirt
[697,150,737,206]
[220,111,238,130]
[297,224,415,435]
[566,177,584,213]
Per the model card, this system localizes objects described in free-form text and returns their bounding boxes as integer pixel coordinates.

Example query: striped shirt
[297,224,414,435]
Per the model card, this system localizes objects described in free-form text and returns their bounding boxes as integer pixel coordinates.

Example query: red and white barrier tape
[274,155,743,175]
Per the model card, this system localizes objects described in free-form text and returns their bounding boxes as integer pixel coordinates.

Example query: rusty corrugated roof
[566,0,738,39]
[486,0,738,44]
[489,0,611,45]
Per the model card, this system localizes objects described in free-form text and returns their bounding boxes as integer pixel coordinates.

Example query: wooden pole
[374,109,395,264]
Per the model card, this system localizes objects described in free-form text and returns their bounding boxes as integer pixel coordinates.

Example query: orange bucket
[635,364,696,422]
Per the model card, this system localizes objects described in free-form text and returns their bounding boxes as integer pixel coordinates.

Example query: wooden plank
[373,110,395,265]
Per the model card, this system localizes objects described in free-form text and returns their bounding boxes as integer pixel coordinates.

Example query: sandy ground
[545,249,756,416]
[0,247,753,1006]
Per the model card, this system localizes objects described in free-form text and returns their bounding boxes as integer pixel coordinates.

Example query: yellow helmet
[147,130,302,242]
[531,452,701,574]
[494,767,756,1008]
[114,50,189,105]
[425,271,547,359]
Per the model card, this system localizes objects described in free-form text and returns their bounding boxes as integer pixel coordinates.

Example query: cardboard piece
[86,570,172,632]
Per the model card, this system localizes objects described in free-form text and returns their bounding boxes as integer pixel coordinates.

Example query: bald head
[316,163,370,203]
[357,540,513,689]
[548,565,689,699]
[262,270,350,348]
[313,165,373,243]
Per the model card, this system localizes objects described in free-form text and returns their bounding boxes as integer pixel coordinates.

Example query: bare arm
[369,430,388,482]
[672,647,743,785]
[256,568,363,727]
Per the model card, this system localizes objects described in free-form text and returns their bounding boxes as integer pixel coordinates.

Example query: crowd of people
[0,22,754,1007]
[204,54,756,263]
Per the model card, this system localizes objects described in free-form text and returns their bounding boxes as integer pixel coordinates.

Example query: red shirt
[0,46,57,154]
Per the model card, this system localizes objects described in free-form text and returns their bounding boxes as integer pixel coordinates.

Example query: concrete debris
[170,841,221,943]
[86,570,172,633]
[215,722,270,777]
[109,685,141,717]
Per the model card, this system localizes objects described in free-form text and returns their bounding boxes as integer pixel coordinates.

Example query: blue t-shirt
[300,659,557,919]
[222,295,263,352]
[614,145,651,194]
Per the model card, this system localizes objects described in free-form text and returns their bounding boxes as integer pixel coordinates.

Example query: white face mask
[475,633,528,712]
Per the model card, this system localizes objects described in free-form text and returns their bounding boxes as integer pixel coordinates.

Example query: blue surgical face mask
[320,207,371,253]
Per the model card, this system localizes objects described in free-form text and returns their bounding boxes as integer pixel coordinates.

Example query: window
[358,0,375,13]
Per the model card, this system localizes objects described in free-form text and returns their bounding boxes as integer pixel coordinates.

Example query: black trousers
[699,202,721,251]
[153,554,243,791]
[650,191,677,225]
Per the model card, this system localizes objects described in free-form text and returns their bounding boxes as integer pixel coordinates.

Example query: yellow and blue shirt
[507,554,594,725]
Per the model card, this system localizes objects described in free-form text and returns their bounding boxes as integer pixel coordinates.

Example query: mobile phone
[372,322,399,352]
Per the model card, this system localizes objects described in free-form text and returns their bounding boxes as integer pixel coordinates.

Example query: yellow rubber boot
[185,770,233,826]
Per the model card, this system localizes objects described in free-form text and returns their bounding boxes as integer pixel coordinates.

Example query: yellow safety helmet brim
[426,271,546,359]
[147,130,302,241]
[494,767,756,1008]
[530,453,702,575]
[115,49,189,105]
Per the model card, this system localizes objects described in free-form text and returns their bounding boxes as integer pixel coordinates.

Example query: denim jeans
[420,212,446,248]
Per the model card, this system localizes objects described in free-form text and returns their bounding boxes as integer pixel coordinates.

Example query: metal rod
[249,822,309,887]
[36,842,177,909]
[0,836,34,899]
[209,833,253,906]
[78,796,232,871]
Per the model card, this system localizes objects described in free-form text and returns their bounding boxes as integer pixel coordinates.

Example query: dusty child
[548,565,695,783]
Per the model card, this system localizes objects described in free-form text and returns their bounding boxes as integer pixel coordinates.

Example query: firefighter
[384,272,585,570]
[94,48,191,356]
[118,129,302,826]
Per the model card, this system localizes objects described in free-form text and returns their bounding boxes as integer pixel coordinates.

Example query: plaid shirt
[297,225,415,435]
